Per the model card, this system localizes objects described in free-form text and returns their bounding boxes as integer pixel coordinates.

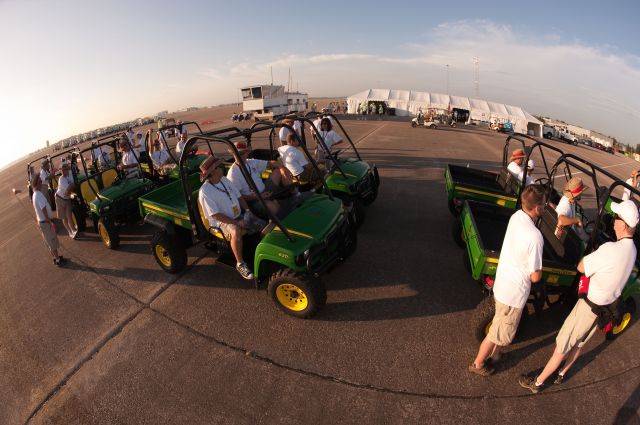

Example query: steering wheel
[534,177,549,186]
[266,183,299,200]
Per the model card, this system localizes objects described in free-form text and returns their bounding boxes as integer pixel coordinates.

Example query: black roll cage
[154,121,204,165]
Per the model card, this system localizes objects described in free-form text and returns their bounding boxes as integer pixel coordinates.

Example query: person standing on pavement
[39,159,52,194]
[519,200,638,393]
[55,162,78,238]
[469,185,546,376]
[32,174,66,266]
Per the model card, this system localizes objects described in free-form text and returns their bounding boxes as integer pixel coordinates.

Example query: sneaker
[518,375,544,394]
[236,262,255,280]
[468,362,494,377]
[54,256,67,267]
[553,373,565,385]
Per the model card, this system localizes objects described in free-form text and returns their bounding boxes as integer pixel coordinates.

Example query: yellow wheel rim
[99,224,110,245]
[276,283,309,311]
[612,313,631,335]
[485,320,492,335]
[155,245,172,268]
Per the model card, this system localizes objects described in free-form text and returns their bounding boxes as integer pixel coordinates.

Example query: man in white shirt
[470,185,546,376]
[32,174,66,266]
[227,141,293,217]
[278,133,322,185]
[517,160,535,187]
[39,159,52,194]
[91,144,112,169]
[55,162,78,238]
[278,117,300,145]
[175,132,187,155]
[198,156,254,280]
[555,177,587,239]
[507,149,526,179]
[149,136,174,174]
[520,200,638,393]
[622,170,640,201]
[132,131,148,162]
[117,139,140,178]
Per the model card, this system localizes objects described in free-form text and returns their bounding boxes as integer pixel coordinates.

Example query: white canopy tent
[346,89,543,137]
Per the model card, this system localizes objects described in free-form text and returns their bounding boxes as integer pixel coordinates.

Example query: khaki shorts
[555,299,598,355]
[296,167,322,184]
[38,222,59,252]
[217,222,245,240]
[55,195,71,220]
[488,299,524,346]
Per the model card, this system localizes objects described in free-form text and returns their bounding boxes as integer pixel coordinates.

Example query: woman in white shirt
[315,117,343,168]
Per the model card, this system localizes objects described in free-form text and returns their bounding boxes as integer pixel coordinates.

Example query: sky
[1,0,639,168]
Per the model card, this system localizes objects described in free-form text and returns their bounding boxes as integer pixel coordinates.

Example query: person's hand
[576,219,583,227]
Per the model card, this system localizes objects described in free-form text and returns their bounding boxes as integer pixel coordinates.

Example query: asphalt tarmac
[1,113,639,424]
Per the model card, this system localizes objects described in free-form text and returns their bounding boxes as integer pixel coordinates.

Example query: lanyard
[212,180,232,201]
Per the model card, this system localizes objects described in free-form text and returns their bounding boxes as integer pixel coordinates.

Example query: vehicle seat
[538,205,582,265]
[101,169,118,189]
[497,169,516,194]
[79,179,100,203]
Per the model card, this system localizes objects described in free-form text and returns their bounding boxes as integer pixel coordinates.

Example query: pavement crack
[24,252,209,424]
[150,308,640,401]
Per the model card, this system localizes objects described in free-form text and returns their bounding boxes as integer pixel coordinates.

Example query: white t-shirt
[555,196,576,219]
[312,118,322,134]
[277,145,307,177]
[622,178,638,201]
[198,177,242,229]
[227,159,268,196]
[121,150,140,178]
[492,209,544,309]
[32,190,52,222]
[507,161,524,178]
[56,174,73,199]
[93,147,111,167]
[279,127,292,143]
[293,120,302,136]
[175,140,185,154]
[583,238,636,305]
[39,168,50,184]
[151,150,171,168]
[134,137,146,154]
[317,130,342,150]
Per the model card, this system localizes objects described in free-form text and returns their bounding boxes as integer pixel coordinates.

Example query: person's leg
[535,348,566,385]
[474,337,496,367]
[229,226,243,264]
[558,346,582,377]
[270,169,282,186]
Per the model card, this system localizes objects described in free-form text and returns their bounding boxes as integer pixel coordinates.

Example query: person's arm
[530,270,543,283]
[557,214,581,227]
[577,259,585,274]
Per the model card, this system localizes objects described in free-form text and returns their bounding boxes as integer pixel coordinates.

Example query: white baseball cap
[611,200,640,228]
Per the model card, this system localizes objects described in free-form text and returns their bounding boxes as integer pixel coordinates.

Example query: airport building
[347,89,543,137]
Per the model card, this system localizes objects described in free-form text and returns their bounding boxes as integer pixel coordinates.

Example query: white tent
[346,89,543,136]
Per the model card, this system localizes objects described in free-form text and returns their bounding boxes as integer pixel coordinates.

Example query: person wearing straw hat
[55,161,78,238]
[555,177,587,239]
[226,140,293,218]
[519,199,638,393]
[516,159,535,187]
[198,156,254,280]
[117,138,141,179]
[507,149,526,179]
[31,174,66,266]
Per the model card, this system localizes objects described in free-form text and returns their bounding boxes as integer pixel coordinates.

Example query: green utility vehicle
[445,135,564,216]
[76,134,155,249]
[253,113,379,225]
[463,153,640,342]
[140,121,208,183]
[138,126,357,318]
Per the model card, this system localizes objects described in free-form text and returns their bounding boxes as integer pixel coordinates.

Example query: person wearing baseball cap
[519,199,638,393]
[278,116,301,145]
[198,155,254,280]
[555,177,588,239]
[31,173,66,266]
[507,149,526,179]
[226,140,293,218]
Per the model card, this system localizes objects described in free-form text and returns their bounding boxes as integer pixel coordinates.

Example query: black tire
[411,121,417,128]
[606,298,636,341]
[97,218,119,249]
[472,295,495,342]
[341,218,358,260]
[72,203,86,232]
[151,230,188,273]
[452,218,465,248]
[268,270,326,318]
[429,124,436,129]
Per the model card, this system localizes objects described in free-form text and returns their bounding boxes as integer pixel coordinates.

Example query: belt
[55,194,70,200]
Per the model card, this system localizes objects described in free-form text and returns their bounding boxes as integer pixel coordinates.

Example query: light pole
[446,64,449,95]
